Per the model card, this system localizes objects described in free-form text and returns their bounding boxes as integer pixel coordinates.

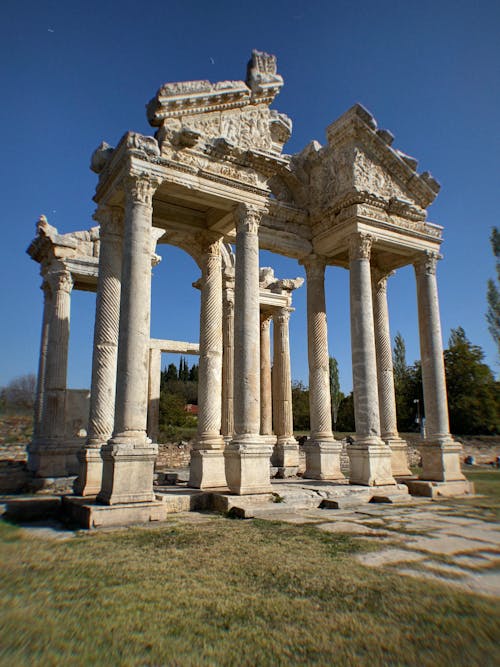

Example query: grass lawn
[1,490,499,667]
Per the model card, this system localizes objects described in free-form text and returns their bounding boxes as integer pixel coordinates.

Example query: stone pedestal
[189,234,226,489]
[301,255,344,480]
[348,234,395,486]
[98,174,159,505]
[414,252,465,483]
[372,270,412,477]
[225,204,272,494]
[75,206,123,496]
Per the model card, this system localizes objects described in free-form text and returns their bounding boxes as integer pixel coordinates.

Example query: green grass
[0,512,499,667]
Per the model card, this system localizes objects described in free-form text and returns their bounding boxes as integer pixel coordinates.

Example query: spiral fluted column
[272,307,299,477]
[414,251,464,482]
[221,287,234,440]
[224,203,272,494]
[300,255,343,480]
[260,313,274,440]
[372,270,411,477]
[348,233,394,486]
[75,206,124,496]
[189,233,226,488]
[98,173,160,505]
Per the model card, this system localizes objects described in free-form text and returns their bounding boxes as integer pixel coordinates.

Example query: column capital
[260,311,272,329]
[414,250,442,276]
[93,205,124,237]
[300,253,327,279]
[199,231,223,257]
[274,306,292,325]
[47,268,73,294]
[234,203,266,234]
[123,172,161,207]
[349,232,374,261]
[371,268,395,291]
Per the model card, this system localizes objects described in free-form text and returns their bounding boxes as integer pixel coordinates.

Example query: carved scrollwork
[234,203,265,235]
[349,233,374,261]
[414,250,441,276]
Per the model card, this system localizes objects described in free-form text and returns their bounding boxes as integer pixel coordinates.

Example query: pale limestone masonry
[27,50,470,523]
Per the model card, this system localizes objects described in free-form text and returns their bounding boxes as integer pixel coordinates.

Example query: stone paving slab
[316,522,390,536]
[356,549,426,567]
[405,535,493,556]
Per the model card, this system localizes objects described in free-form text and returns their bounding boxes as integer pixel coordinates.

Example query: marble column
[348,233,395,486]
[272,306,299,477]
[146,348,162,444]
[28,268,74,477]
[301,255,343,480]
[98,173,160,505]
[189,234,226,489]
[75,207,124,496]
[224,203,272,494]
[372,270,412,477]
[414,251,464,481]
[32,279,53,446]
[221,285,234,441]
[260,312,274,443]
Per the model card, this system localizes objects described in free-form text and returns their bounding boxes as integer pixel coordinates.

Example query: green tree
[164,363,178,382]
[444,327,499,434]
[486,227,500,359]
[336,392,355,432]
[392,332,421,431]
[292,381,310,431]
[189,363,199,382]
[328,357,343,431]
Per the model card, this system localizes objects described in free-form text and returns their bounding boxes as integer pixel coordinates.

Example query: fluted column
[189,233,226,488]
[75,206,124,496]
[32,279,53,444]
[372,270,411,477]
[272,306,299,477]
[301,255,343,480]
[221,286,234,440]
[224,203,272,494]
[414,251,464,481]
[348,233,394,486]
[260,312,274,441]
[98,173,160,505]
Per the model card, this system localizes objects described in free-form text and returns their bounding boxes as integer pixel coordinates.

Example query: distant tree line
[292,328,499,436]
[159,357,199,436]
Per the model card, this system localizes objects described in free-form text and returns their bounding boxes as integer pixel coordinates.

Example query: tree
[392,332,422,431]
[291,381,310,431]
[336,392,355,432]
[189,364,199,382]
[164,363,178,382]
[3,374,36,412]
[328,357,343,431]
[486,227,500,359]
[393,331,407,384]
[444,327,499,434]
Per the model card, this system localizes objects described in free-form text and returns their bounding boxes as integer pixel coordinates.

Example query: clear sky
[1,0,498,395]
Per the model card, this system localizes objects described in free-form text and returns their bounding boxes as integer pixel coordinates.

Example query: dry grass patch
[0,514,498,667]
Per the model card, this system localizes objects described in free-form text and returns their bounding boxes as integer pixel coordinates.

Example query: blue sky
[1,0,498,394]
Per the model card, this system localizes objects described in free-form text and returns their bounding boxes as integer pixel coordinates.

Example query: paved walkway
[249,499,500,598]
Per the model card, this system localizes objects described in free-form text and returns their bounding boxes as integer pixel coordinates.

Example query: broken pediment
[147,50,291,158]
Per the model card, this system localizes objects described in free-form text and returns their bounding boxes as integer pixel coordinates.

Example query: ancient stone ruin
[27,50,472,527]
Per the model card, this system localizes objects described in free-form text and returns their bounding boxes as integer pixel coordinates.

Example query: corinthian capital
[371,268,395,292]
[274,306,292,326]
[47,269,73,294]
[93,205,124,238]
[414,250,441,276]
[300,254,326,281]
[124,173,160,207]
[349,232,374,261]
[234,203,265,235]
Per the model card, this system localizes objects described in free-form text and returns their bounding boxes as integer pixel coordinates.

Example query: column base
[348,439,396,486]
[189,450,227,489]
[224,436,273,495]
[97,440,157,505]
[419,437,466,482]
[405,479,474,498]
[27,440,81,477]
[74,446,103,496]
[384,436,412,477]
[272,437,299,478]
[303,439,345,480]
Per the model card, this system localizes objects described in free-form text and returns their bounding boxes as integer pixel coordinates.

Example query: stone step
[370,493,413,504]
[4,495,62,521]
[320,494,372,509]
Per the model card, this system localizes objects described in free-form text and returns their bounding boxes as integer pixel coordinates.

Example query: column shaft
[272,307,299,476]
[372,270,411,476]
[414,252,464,481]
[32,280,52,443]
[221,289,234,439]
[225,204,272,494]
[189,234,226,488]
[260,313,273,438]
[76,207,124,496]
[146,348,162,444]
[301,255,343,480]
[348,233,394,486]
[98,174,159,505]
